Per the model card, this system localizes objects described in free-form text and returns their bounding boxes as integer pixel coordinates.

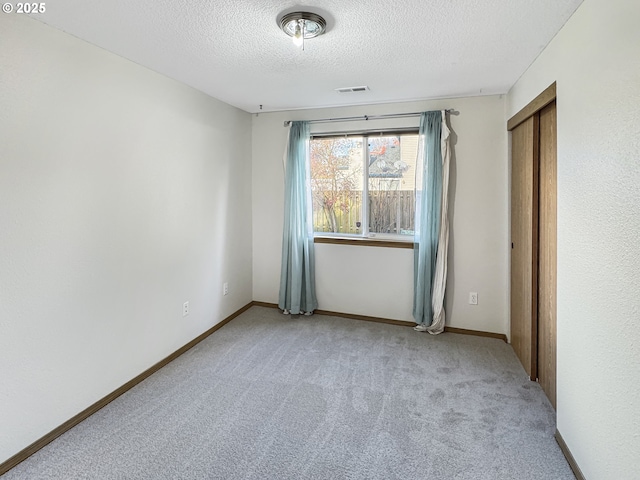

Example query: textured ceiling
[35,0,583,113]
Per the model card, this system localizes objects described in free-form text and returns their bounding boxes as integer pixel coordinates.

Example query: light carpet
[2,306,574,479]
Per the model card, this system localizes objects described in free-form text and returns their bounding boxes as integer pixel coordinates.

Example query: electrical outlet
[223,282,229,296]
[469,292,478,305]
[183,301,189,317]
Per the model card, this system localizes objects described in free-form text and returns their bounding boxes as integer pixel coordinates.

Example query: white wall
[0,15,252,464]
[252,96,508,334]
[507,0,640,477]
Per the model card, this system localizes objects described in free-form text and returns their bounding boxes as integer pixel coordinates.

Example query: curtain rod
[283,109,455,127]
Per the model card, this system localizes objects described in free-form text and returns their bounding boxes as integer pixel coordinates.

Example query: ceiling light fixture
[279,12,326,50]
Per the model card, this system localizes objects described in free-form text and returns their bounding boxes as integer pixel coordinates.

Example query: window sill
[313,236,414,249]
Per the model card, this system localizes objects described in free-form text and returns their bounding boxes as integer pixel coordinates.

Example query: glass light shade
[279,12,326,44]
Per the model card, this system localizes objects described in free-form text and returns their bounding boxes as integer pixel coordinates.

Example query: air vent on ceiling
[335,86,370,93]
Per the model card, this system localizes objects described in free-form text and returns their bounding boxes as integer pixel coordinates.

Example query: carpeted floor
[2,306,574,479]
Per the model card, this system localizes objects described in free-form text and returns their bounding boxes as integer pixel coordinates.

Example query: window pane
[368,135,417,235]
[310,137,364,234]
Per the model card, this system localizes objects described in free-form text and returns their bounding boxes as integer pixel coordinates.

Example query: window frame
[309,128,419,244]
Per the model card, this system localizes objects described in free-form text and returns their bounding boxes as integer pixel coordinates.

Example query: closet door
[510,115,539,380]
[537,101,557,408]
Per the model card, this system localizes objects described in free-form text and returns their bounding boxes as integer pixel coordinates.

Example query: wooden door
[509,83,557,407]
[537,101,557,408]
[510,116,539,380]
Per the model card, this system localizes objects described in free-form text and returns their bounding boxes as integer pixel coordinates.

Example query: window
[310,132,418,238]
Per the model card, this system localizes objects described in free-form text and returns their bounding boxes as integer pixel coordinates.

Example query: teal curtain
[278,121,318,315]
[413,111,443,326]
